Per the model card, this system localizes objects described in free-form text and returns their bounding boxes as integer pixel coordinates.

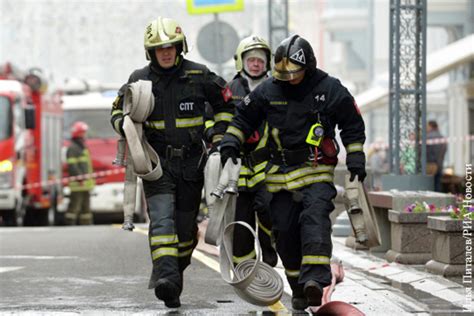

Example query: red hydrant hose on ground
[310,261,365,315]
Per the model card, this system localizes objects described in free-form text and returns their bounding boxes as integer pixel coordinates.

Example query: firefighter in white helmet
[225,35,278,268]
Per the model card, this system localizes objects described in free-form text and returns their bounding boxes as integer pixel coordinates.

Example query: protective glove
[220,146,239,167]
[346,152,366,182]
[348,167,367,182]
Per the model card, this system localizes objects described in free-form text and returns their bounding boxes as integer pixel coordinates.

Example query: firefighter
[227,35,277,267]
[219,35,366,311]
[110,17,232,308]
[65,121,95,225]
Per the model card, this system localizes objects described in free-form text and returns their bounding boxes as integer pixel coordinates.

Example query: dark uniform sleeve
[220,86,267,151]
[332,83,366,170]
[110,83,128,137]
[202,70,234,144]
[110,68,148,137]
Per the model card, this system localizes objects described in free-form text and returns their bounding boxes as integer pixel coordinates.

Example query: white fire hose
[115,80,163,230]
[204,155,283,306]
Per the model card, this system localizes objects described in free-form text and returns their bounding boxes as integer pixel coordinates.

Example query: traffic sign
[196,20,239,64]
[186,0,244,15]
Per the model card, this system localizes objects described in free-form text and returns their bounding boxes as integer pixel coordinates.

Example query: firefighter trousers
[232,188,277,267]
[143,156,203,294]
[269,181,336,297]
[65,191,93,225]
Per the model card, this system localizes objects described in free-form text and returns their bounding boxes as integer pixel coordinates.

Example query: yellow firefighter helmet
[144,17,188,60]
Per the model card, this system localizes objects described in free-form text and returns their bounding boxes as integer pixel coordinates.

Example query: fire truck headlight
[0,160,13,173]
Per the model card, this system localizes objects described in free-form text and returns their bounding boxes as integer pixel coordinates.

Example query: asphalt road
[0,225,291,315]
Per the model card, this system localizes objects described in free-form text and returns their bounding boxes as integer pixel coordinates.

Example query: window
[63,109,117,140]
[0,97,12,141]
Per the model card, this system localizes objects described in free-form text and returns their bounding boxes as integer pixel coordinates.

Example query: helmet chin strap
[242,68,266,80]
[241,71,267,92]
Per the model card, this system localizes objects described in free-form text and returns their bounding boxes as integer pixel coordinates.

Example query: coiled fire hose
[114,80,163,231]
[204,156,284,306]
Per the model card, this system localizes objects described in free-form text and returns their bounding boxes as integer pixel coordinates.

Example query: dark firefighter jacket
[227,74,269,191]
[66,138,95,192]
[110,58,233,159]
[221,68,366,193]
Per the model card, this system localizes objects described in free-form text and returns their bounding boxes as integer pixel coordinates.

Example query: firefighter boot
[304,280,323,307]
[154,278,181,308]
[291,287,308,311]
[345,177,368,244]
[292,296,308,311]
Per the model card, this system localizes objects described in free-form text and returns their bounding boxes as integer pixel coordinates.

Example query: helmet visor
[272,58,305,81]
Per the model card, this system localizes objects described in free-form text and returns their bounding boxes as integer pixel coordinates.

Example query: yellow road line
[116,224,288,312]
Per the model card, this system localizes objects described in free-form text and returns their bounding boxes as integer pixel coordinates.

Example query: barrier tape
[9,135,473,191]
[368,134,474,150]
[13,167,126,191]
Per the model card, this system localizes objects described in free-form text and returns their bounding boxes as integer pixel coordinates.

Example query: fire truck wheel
[23,207,49,226]
[1,209,18,226]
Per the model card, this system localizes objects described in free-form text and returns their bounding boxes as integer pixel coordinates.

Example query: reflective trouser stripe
[65,212,76,220]
[257,217,271,238]
[178,240,194,248]
[151,247,178,260]
[150,234,179,246]
[301,255,330,265]
[178,248,194,258]
[177,239,195,258]
[285,269,300,278]
[233,249,256,264]
[346,142,364,153]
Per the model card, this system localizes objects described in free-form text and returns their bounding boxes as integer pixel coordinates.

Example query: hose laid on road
[220,221,284,306]
[205,157,283,306]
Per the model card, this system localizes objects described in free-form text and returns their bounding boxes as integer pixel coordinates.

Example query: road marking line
[123,224,288,312]
[0,267,24,273]
[0,255,77,260]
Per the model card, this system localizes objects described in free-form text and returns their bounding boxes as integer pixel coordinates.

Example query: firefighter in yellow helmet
[226,35,278,268]
[220,35,366,311]
[65,121,95,225]
[110,17,232,308]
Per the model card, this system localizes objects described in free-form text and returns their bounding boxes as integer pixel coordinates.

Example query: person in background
[427,120,447,192]
[219,35,366,311]
[227,35,278,268]
[65,121,95,225]
[367,138,388,190]
[110,17,232,308]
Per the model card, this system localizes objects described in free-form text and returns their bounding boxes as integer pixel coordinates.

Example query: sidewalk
[196,222,471,315]
[328,237,470,315]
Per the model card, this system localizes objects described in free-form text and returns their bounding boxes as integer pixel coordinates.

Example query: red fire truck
[0,63,63,226]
